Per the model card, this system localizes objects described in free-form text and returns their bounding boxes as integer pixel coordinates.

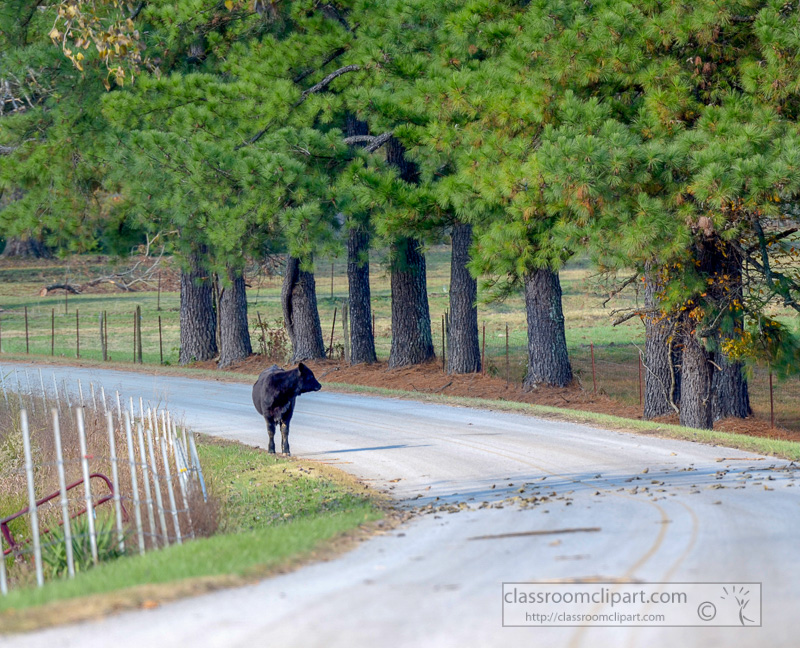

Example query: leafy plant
[42,514,124,578]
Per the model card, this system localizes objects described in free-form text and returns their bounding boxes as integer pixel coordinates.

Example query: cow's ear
[297,362,307,373]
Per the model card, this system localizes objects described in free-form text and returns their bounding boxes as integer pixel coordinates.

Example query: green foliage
[41,515,123,577]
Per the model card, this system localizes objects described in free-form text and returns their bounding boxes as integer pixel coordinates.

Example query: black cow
[252,363,321,455]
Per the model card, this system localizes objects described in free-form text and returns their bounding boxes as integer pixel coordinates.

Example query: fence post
[76,407,99,565]
[590,343,597,394]
[106,411,126,553]
[769,370,775,428]
[20,409,44,587]
[52,408,76,577]
[481,323,486,375]
[638,352,643,407]
[329,307,338,358]
[146,425,169,545]
[505,323,510,387]
[116,390,122,420]
[38,368,47,410]
[0,312,3,352]
[76,308,80,358]
[124,412,146,555]
[342,300,350,364]
[442,314,446,374]
[135,421,158,549]
[188,430,207,502]
[136,305,143,364]
[90,382,98,411]
[0,521,6,595]
[25,370,35,415]
[24,306,29,354]
[158,315,163,365]
[52,373,61,412]
[160,436,182,545]
[330,262,334,299]
[77,379,84,407]
[51,308,55,356]
[100,385,107,412]
[132,310,137,363]
[157,271,162,312]
[104,311,109,360]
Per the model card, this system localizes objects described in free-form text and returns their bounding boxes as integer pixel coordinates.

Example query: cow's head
[297,363,322,394]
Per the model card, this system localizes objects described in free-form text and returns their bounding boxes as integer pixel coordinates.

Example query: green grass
[0,436,381,621]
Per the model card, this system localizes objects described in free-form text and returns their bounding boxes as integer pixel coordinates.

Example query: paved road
[3,364,798,647]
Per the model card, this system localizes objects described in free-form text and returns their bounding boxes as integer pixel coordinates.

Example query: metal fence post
[52,408,75,577]
[76,407,99,565]
[135,421,157,549]
[21,409,44,587]
[160,436,182,545]
[146,425,169,545]
[124,413,146,555]
[106,411,126,553]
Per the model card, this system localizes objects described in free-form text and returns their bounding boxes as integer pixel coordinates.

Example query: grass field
[0,435,382,631]
[0,247,797,430]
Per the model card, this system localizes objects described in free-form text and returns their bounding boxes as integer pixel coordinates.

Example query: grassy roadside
[3,353,799,462]
[0,436,385,634]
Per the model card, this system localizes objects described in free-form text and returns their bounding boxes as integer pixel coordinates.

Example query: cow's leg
[266,418,277,454]
[280,420,290,455]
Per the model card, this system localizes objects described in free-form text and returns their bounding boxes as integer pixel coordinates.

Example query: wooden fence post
[341,300,350,364]
[76,309,80,358]
[329,307,338,358]
[133,310,137,363]
[441,314,446,374]
[481,323,486,375]
[51,309,54,356]
[24,306,29,354]
[505,323,510,387]
[136,305,143,363]
[158,315,163,364]
[590,343,597,394]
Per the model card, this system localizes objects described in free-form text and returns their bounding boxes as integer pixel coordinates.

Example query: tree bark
[282,255,326,362]
[679,332,715,429]
[388,237,435,368]
[1,236,50,258]
[712,350,751,420]
[345,113,377,365]
[523,268,573,388]
[385,136,434,368]
[643,263,681,418]
[347,226,377,364]
[218,267,252,368]
[447,222,480,373]
[179,249,217,364]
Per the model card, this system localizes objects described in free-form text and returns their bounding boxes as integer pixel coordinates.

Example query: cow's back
[252,365,281,416]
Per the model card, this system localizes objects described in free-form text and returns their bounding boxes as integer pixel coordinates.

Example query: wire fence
[0,366,211,594]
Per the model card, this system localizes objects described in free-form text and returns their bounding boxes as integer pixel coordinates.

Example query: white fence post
[77,379,84,407]
[90,383,97,411]
[188,431,207,502]
[136,421,157,549]
[25,370,35,415]
[116,390,122,421]
[76,407,99,565]
[0,525,7,595]
[52,373,61,412]
[124,413,145,556]
[160,437,182,545]
[146,425,170,546]
[52,408,76,578]
[20,409,44,587]
[38,369,47,410]
[106,411,126,553]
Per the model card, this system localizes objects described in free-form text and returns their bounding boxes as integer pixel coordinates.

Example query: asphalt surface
[2,364,799,648]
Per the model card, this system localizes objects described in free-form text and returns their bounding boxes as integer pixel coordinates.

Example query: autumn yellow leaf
[225,0,234,9]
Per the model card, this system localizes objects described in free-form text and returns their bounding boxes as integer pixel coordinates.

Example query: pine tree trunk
[711,250,751,420]
[643,263,681,418]
[388,237,435,368]
[282,256,326,362]
[385,136,433,368]
[347,227,377,365]
[712,351,751,420]
[218,267,252,368]
[522,268,573,388]
[1,236,50,258]
[679,332,714,429]
[179,249,217,364]
[447,222,480,373]
[344,113,377,365]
